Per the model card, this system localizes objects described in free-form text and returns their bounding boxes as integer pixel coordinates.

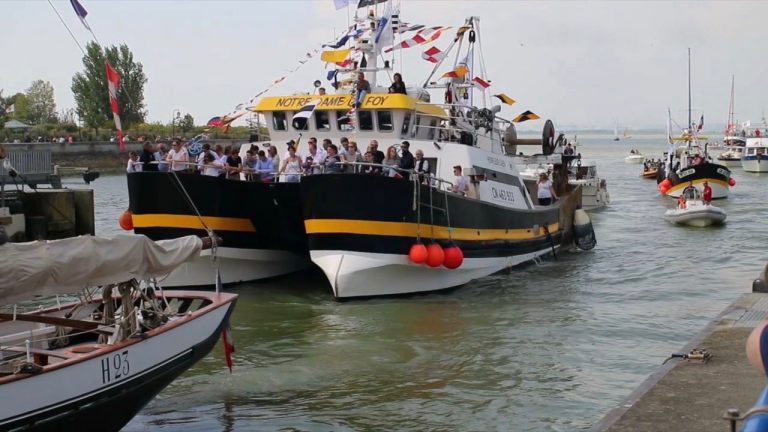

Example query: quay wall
[2,140,250,170]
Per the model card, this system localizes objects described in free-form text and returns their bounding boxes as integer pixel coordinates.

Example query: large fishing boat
[657,49,734,199]
[742,134,768,173]
[290,13,591,298]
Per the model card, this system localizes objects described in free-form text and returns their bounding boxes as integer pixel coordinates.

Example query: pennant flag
[455,26,470,39]
[513,110,540,123]
[374,0,395,48]
[493,94,515,105]
[321,48,352,63]
[291,98,321,130]
[441,65,468,79]
[69,0,91,31]
[105,62,124,152]
[336,58,354,68]
[422,46,446,63]
[472,76,491,88]
[324,33,352,49]
[385,27,447,53]
[398,23,425,33]
[326,70,338,81]
[697,114,704,131]
[357,0,387,7]
[207,116,223,127]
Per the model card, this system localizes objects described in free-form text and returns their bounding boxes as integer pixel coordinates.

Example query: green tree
[25,80,57,124]
[71,42,147,130]
[180,113,194,133]
[7,93,30,123]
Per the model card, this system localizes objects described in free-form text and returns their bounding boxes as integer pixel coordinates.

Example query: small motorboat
[717,146,743,167]
[0,234,238,431]
[664,187,726,227]
[625,150,645,164]
[641,167,658,178]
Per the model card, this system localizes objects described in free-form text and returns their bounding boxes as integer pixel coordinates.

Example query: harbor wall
[2,141,250,171]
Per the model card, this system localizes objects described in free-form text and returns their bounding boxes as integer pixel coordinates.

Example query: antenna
[687,48,692,130]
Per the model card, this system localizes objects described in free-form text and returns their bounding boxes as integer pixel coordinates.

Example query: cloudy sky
[3,0,768,132]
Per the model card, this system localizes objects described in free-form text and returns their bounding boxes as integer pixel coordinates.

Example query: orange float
[426,243,444,268]
[408,243,428,264]
[119,210,133,231]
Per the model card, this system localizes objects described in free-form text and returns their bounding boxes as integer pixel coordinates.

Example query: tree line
[1,42,251,141]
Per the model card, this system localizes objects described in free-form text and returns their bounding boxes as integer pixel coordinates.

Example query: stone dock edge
[593,292,768,431]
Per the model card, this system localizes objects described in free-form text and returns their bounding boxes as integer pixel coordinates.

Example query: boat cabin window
[377,110,393,132]
[291,112,309,131]
[336,110,354,131]
[410,114,421,138]
[272,112,287,131]
[358,110,374,131]
[402,113,411,136]
[315,111,331,131]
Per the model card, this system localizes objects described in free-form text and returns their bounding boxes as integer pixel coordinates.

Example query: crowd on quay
[125,137,454,186]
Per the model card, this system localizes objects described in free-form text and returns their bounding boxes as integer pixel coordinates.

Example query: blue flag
[69,0,92,31]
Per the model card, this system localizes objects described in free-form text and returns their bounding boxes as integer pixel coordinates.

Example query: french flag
[69,0,92,31]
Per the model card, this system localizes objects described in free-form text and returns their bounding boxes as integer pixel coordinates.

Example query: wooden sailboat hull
[0,293,237,432]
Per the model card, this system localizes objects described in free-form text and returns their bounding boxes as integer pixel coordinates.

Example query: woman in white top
[126,152,141,173]
[536,172,558,205]
[279,145,302,183]
[166,141,189,172]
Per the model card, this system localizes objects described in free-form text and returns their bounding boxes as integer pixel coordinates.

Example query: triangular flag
[493,94,515,105]
[512,110,540,123]
[422,46,445,63]
[441,65,468,79]
[321,49,352,63]
[472,76,491,89]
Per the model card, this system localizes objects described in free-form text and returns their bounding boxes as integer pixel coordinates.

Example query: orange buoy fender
[409,243,428,264]
[119,210,134,231]
[426,243,444,268]
[729,177,736,186]
[443,246,464,269]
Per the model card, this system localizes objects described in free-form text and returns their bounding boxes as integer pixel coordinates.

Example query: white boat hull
[0,294,234,430]
[158,247,311,288]
[742,158,768,172]
[717,158,742,167]
[311,248,556,298]
[624,155,645,164]
[664,204,727,227]
[570,181,610,211]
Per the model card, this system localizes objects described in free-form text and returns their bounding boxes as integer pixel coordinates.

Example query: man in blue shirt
[255,150,274,182]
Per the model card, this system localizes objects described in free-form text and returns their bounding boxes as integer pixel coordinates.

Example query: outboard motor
[573,209,596,251]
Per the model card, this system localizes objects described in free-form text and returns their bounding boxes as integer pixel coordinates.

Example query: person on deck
[451,165,469,195]
[243,150,257,181]
[226,147,242,180]
[414,149,430,184]
[202,152,224,177]
[362,151,382,175]
[702,181,713,205]
[126,152,141,173]
[268,145,280,181]
[325,144,344,173]
[383,145,401,177]
[368,140,385,165]
[139,142,157,172]
[279,145,302,183]
[343,140,364,171]
[355,72,371,107]
[155,143,169,172]
[166,140,188,172]
[388,73,407,95]
[399,141,414,179]
[536,172,558,205]
[564,143,574,156]
[256,150,274,182]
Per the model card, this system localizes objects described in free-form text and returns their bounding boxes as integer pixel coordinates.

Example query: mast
[687,48,692,130]
[727,75,735,135]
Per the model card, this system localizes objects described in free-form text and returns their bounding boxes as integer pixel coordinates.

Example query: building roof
[4,119,32,129]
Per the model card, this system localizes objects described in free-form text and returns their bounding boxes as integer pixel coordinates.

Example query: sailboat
[613,123,620,141]
[623,128,631,139]
[716,76,746,165]
[657,49,734,199]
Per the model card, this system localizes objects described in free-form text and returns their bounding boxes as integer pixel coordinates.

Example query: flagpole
[46,0,86,56]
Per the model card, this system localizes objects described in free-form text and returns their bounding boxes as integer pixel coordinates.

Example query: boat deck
[594,293,768,431]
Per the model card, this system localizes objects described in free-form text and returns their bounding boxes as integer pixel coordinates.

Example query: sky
[3,0,768,132]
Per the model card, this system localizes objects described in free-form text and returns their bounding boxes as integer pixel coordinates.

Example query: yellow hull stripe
[667,178,728,193]
[304,219,559,241]
[132,214,256,232]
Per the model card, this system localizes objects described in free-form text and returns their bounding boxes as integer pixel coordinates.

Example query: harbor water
[85,135,766,431]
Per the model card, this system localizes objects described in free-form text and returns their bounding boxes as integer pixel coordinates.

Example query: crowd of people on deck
[125,136,447,186]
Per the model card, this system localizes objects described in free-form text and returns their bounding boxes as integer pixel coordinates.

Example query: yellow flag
[493,93,515,105]
[441,65,468,79]
[321,49,352,63]
[512,110,541,123]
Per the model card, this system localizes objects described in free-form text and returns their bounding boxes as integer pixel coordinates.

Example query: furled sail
[0,235,202,304]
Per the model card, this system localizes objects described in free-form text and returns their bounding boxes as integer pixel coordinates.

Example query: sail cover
[0,235,202,304]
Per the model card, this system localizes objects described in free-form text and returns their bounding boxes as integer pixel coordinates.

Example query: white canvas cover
[0,235,202,304]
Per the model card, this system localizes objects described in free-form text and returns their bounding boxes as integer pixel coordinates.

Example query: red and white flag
[472,76,491,88]
[385,27,446,53]
[422,46,445,63]
[105,62,125,151]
